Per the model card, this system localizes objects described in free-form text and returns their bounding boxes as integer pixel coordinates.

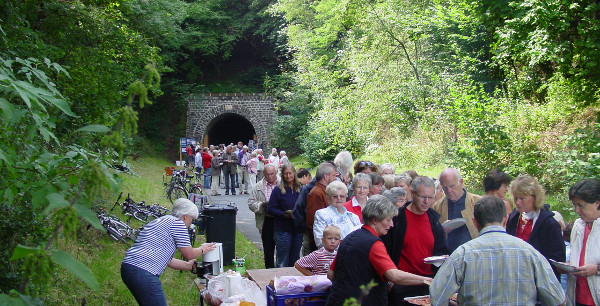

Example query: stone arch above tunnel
[186,93,275,149]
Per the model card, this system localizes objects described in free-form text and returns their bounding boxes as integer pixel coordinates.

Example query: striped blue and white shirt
[123,215,191,275]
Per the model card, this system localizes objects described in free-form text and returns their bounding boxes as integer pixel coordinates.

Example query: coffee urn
[202,242,223,276]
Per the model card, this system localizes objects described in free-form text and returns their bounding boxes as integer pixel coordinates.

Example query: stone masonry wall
[186,93,275,149]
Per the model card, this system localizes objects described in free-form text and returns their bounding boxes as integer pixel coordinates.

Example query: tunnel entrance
[206,113,256,146]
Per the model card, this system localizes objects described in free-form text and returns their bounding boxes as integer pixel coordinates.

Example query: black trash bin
[204,202,238,264]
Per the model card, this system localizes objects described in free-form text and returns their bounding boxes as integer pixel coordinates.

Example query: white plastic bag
[203,271,266,306]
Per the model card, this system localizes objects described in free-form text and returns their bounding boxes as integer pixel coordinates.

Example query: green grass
[46,156,266,305]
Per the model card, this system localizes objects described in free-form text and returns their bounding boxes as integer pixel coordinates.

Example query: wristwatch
[597,263,600,275]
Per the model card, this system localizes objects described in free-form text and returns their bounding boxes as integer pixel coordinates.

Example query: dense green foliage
[0,53,157,303]
[0,0,162,133]
[0,0,161,299]
[270,0,599,196]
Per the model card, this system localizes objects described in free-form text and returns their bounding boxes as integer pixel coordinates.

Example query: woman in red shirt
[566,179,600,306]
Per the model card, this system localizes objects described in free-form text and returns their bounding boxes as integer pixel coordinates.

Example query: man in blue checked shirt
[430,196,565,306]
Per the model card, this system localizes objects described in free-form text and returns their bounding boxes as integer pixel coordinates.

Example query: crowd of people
[122,141,598,306]
[187,142,293,197]
[241,148,598,306]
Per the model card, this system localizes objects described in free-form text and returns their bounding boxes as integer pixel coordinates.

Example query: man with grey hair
[248,164,278,268]
[430,197,565,305]
[326,195,432,305]
[220,145,238,195]
[382,176,449,304]
[305,162,337,253]
[432,168,481,252]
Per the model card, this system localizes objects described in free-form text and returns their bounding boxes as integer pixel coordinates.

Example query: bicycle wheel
[168,186,188,203]
[112,219,134,238]
[132,210,148,222]
[190,185,203,196]
[107,226,128,244]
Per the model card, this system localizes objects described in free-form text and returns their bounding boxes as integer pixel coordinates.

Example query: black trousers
[261,216,275,269]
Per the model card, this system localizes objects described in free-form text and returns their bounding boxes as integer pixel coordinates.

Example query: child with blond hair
[294,225,341,275]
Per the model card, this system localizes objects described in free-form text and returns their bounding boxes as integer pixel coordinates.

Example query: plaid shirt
[430,225,565,306]
[264,181,277,202]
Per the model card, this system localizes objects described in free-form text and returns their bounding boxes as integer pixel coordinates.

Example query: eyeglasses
[331,195,346,199]
[359,161,373,167]
[572,202,590,210]
[414,192,435,202]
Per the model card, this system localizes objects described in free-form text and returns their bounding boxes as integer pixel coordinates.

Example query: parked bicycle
[163,169,203,203]
[96,208,138,244]
[112,193,153,223]
[141,202,171,218]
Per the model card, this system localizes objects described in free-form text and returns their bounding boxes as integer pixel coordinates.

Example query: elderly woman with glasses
[506,175,565,281]
[326,195,432,305]
[121,198,216,305]
[344,173,371,222]
[313,181,362,249]
[383,187,408,208]
[565,179,600,306]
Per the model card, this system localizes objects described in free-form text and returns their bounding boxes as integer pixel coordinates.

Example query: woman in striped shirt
[121,198,216,305]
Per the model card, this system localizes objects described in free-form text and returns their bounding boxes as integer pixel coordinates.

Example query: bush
[546,122,600,193]
[366,128,448,173]
[0,203,51,293]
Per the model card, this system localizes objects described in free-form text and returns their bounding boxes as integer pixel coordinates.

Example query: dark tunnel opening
[206,113,256,146]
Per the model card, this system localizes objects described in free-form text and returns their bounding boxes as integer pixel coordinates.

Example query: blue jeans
[274,231,303,267]
[121,262,167,306]
[203,168,211,189]
[223,168,236,193]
